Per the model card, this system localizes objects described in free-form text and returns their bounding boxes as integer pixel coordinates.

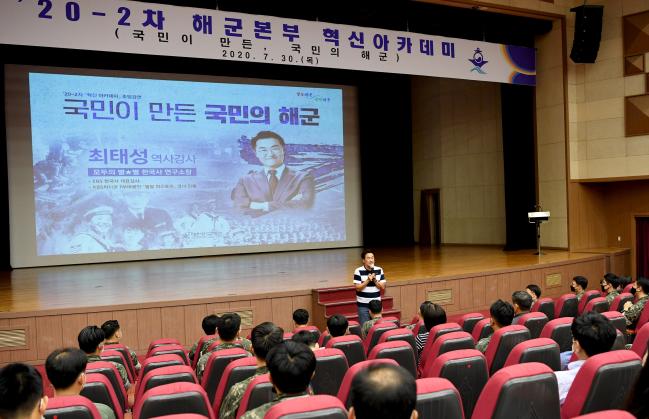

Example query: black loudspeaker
[570,5,604,63]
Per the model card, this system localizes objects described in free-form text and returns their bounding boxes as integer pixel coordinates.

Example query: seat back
[572,410,636,419]
[336,359,398,408]
[134,382,213,419]
[415,378,464,419]
[623,283,635,294]
[601,311,626,334]
[484,325,531,375]
[419,331,475,377]
[200,348,250,406]
[636,301,649,330]
[584,297,610,314]
[503,338,561,371]
[190,335,216,368]
[363,322,398,355]
[561,350,642,418]
[423,349,488,418]
[516,312,549,339]
[146,344,189,365]
[80,373,124,419]
[236,374,273,419]
[368,341,417,377]
[458,313,484,334]
[540,317,574,352]
[578,290,603,315]
[612,329,626,350]
[211,356,258,413]
[312,348,349,396]
[326,335,366,366]
[531,298,555,320]
[265,395,347,419]
[382,316,400,326]
[85,361,128,412]
[100,350,135,383]
[378,328,417,354]
[555,294,579,318]
[609,293,634,312]
[471,318,493,342]
[318,331,332,348]
[473,363,560,419]
[138,354,185,382]
[104,344,138,380]
[347,320,361,337]
[293,325,321,343]
[631,322,649,358]
[45,396,101,419]
[147,338,181,354]
[417,323,465,375]
[136,365,197,403]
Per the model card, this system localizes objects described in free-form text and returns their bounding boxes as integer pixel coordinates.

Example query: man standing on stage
[353,250,386,326]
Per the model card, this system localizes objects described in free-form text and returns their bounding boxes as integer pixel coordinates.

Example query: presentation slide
[6,66,362,267]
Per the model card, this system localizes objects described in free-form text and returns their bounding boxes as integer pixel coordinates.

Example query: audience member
[624,277,649,331]
[0,363,47,419]
[101,319,141,372]
[476,300,514,353]
[196,313,252,382]
[555,312,616,405]
[327,314,349,338]
[219,322,284,419]
[414,301,446,363]
[512,291,533,323]
[45,348,116,419]
[188,314,220,364]
[349,363,418,419]
[525,284,542,303]
[293,309,309,328]
[571,276,588,301]
[601,275,620,304]
[78,325,130,389]
[240,341,316,419]
[292,330,320,350]
[625,344,649,419]
[360,300,383,339]
[618,275,633,292]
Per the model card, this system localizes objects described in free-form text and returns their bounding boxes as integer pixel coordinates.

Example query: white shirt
[264,164,286,180]
[555,359,585,405]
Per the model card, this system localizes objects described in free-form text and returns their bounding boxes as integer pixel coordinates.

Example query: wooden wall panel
[10,317,37,363]
[60,314,89,348]
[36,316,63,361]
[610,252,631,276]
[0,319,11,364]
[271,297,294,332]
[136,308,162,349]
[112,310,139,351]
[251,299,273,327]
[472,276,486,309]
[87,312,110,328]
[459,278,474,311]
[184,304,207,348]
[400,285,418,322]
[161,306,186,344]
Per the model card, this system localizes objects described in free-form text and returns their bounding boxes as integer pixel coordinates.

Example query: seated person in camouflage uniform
[293,309,310,329]
[360,300,383,339]
[78,326,130,390]
[292,330,320,351]
[476,299,514,354]
[240,341,316,419]
[195,313,252,382]
[46,348,116,419]
[601,274,620,305]
[525,284,542,304]
[0,363,48,419]
[349,363,418,419]
[101,320,141,373]
[327,314,349,338]
[187,314,220,365]
[624,277,649,332]
[571,276,588,302]
[219,322,284,419]
[512,291,533,324]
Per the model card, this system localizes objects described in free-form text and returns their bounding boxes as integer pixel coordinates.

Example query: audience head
[636,277,649,296]
[420,301,446,332]
[349,363,417,419]
[201,314,220,335]
[250,322,284,361]
[512,291,533,314]
[218,313,241,342]
[369,300,383,316]
[0,363,46,419]
[617,275,632,291]
[292,309,309,327]
[291,330,319,350]
[327,314,349,337]
[571,276,588,293]
[45,348,88,394]
[78,325,105,355]
[601,275,620,294]
[571,312,616,359]
[525,284,542,302]
[100,320,121,342]
[266,341,316,395]
[489,299,514,329]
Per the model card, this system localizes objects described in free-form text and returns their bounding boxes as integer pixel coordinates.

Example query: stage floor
[0,245,609,314]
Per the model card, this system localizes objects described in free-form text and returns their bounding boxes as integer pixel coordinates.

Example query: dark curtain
[637,217,649,279]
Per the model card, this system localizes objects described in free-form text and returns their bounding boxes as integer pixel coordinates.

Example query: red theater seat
[45,395,102,419]
[381,316,400,326]
[471,318,493,342]
[293,325,321,342]
[540,317,573,352]
[422,349,487,418]
[138,354,185,383]
[211,356,258,413]
[484,325,531,375]
[311,348,349,396]
[415,378,464,419]
[134,382,214,419]
[199,348,249,398]
[514,312,548,339]
[573,410,636,419]
[236,374,273,419]
[609,293,634,312]
[601,311,626,334]
[418,331,474,378]
[104,343,138,380]
[631,322,649,358]
[147,344,189,365]
[472,363,560,419]
[584,297,609,314]
[100,349,135,384]
[147,338,181,354]
[411,320,425,336]
[555,294,578,318]
[561,350,642,419]
[635,302,649,330]
[531,298,555,321]
[377,328,417,354]
[265,395,347,419]
[503,338,561,371]
[190,335,216,368]
[363,322,397,355]
[458,312,484,334]
[347,320,361,337]
[623,283,635,294]
[578,290,603,315]
[368,341,416,377]
[80,373,124,419]
[336,359,398,408]
[613,329,626,350]
[326,335,366,366]
[318,330,331,348]
[86,361,129,412]
[135,365,197,403]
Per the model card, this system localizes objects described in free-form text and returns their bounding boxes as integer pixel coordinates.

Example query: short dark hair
[266,341,316,394]
[251,322,284,360]
[361,249,374,260]
[618,275,633,288]
[78,326,105,354]
[369,300,383,315]
[526,284,542,299]
[327,314,348,337]
[574,276,588,289]
[571,312,616,357]
[218,313,241,341]
[350,363,416,419]
[251,131,285,150]
[0,363,43,419]
[512,291,533,311]
[420,302,447,332]
[637,277,649,294]
[602,275,620,289]
[490,300,514,328]
[101,320,120,341]
[202,315,220,335]
[46,348,87,390]
[292,309,309,325]
[603,272,618,283]
[291,330,318,347]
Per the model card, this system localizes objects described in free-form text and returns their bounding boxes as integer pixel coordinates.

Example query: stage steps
[311,286,401,331]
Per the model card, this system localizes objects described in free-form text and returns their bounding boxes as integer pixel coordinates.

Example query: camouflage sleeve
[361,322,371,339]
[624,300,646,326]
[605,293,615,304]
[129,349,141,371]
[475,337,490,354]
[199,337,218,358]
[240,338,252,353]
[219,381,247,419]
[196,352,209,383]
[239,402,275,419]
[114,362,130,389]
[188,341,198,365]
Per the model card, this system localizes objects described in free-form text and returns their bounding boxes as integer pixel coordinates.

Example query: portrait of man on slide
[231,130,315,216]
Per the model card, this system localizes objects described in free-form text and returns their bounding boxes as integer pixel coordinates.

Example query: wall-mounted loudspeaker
[570,5,604,64]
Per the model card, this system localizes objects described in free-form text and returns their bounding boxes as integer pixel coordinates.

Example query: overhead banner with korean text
[0,0,536,85]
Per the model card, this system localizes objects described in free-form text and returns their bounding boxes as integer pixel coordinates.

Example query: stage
[0,245,629,365]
